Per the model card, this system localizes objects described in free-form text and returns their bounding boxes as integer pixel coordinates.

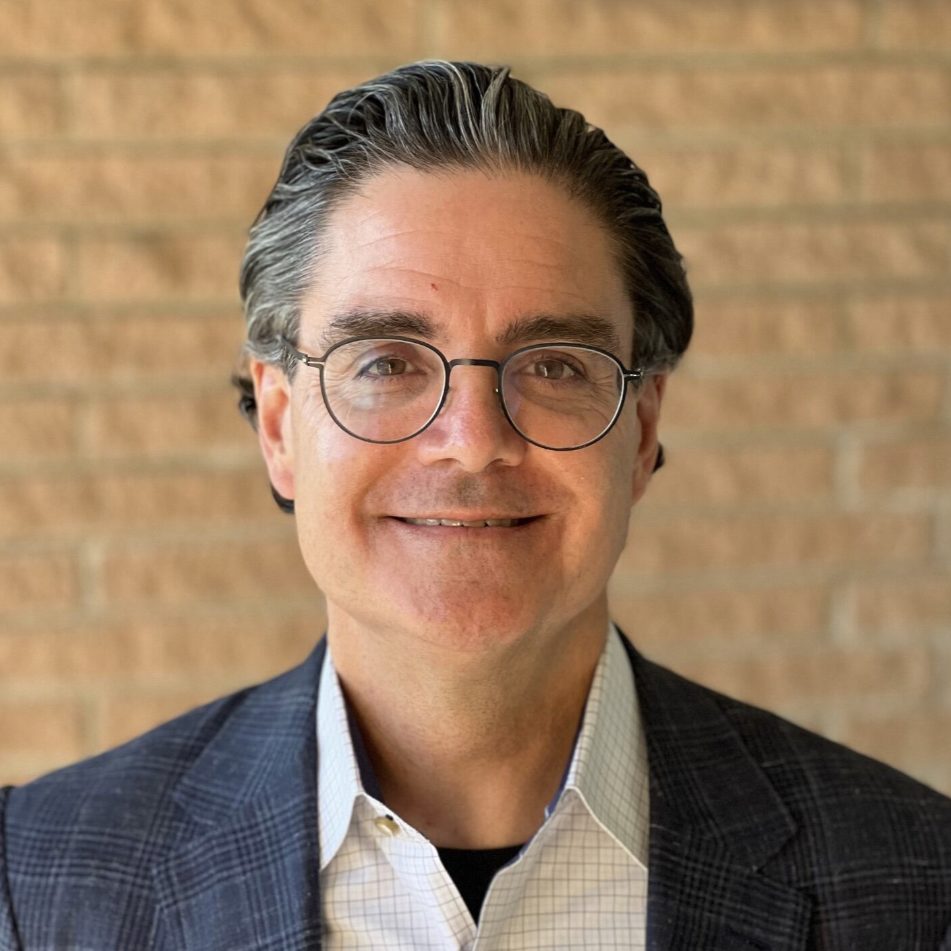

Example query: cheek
[291,387,353,491]
[586,440,640,548]
[290,394,367,549]
[291,436,382,598]
[560,449,636,553]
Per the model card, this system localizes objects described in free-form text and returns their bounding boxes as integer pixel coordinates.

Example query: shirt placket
[369,808,478,950]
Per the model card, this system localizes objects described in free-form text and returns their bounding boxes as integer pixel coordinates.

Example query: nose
[413,363,527,471]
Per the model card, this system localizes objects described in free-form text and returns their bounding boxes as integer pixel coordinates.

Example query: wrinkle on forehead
[302,166,633,352]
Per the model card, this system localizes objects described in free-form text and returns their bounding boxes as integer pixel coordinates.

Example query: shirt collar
[316,624,648,870]
[559,624,649,866]
[316,646,368,871]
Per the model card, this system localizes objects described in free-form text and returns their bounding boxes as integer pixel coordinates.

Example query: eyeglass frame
[280,334,655,453]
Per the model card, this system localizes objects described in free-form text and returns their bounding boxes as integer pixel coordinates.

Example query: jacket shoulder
[8,684,248,832]
[640,653,951,869]
[1,645,324,947]
[721,684,951,825]
[5,646,322,837]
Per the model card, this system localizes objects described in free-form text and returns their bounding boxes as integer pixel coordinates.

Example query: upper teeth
[404,518,520,528]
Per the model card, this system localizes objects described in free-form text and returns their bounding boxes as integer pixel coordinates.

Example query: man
[2,61,949,950]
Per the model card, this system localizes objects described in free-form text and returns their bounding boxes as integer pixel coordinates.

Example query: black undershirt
[437,843,524,922]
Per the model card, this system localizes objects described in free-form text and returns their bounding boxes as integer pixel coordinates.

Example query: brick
[678,220,949,287]
[880,0,951,49]
[663,369,944,432]
[0,0,138,56]
[635,144,849,211]
[0,316,93,385]
[618,511,931,576]
[435,0,864,56]
[671,646,931,711]
[850,571,951,631]
[0,0,419,56]
[94,312,246,382]
[0,609,320,684]
[0,238,66,304]
[0,628,124,684]
[76,232,243,303]
[645,444,836,507]
[100,536,314,605]
[0,73,62,139]
[0,551,80,614]
[0,312,244,386]
[0,399,78,462]
[0,699,86,760]
[843,293,951,351]
[861,143,951,203]
[0,467,277,536]
[105,611,322,679]
[85,389,252,457]
[688,298,844,357]
[143,0,419,55]
[609,584,830,653]
[73,68,369,141]
[0,154,278,224]
[847,68,951,125]
[859,432,951,492]
[535,66,951,134]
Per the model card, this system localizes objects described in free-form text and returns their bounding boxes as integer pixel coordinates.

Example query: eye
[361,356,409,378]
[531,357,584,381]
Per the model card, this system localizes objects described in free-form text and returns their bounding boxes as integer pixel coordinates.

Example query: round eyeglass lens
[501,345,625,449]
[321,338,446,442]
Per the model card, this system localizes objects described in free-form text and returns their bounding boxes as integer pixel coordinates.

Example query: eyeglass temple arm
[282,338,324,369]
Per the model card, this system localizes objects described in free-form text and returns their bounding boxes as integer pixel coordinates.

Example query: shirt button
[374,815,400,836]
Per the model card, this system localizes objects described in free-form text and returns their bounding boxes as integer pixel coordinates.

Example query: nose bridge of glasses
[437,357,508,434]
[445,357,503,394]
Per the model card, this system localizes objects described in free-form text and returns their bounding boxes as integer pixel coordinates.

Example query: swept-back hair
[236,60,693,426]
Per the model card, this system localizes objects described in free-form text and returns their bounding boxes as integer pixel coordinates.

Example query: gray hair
[235,60,693,433]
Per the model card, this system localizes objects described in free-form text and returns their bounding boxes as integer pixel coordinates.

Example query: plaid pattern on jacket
[2,636,950,950]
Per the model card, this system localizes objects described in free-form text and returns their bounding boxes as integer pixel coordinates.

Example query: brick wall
[1,0,949,794]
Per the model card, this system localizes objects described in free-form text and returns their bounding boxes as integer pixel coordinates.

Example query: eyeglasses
[281,335,651,452]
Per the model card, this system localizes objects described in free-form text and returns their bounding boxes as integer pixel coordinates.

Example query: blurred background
[1,0,949,793]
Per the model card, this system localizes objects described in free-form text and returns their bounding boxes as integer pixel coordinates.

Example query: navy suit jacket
[2,636,950,950]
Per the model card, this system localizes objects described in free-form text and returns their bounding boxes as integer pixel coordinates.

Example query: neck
[327,600,608,848]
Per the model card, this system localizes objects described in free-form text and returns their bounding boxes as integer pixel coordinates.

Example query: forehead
[300,165,633,350]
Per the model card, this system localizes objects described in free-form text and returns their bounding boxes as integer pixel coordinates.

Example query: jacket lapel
[623,640,813,951]
[152,642,327,951]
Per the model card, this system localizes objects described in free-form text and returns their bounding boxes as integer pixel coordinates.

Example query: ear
[250,359,295,502]
[631,373,667,506]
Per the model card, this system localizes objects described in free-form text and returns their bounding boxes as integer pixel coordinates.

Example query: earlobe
[631,373,667,505]
[250,360,295,502]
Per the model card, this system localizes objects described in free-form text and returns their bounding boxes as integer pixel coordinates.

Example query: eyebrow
[498,315,623,354]
[319,310,437,349]
[318,309,623,356]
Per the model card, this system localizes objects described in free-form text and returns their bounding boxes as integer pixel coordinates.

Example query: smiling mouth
[395,516,537,528]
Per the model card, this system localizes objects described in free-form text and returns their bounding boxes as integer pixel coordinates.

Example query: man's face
[253,166,664,652]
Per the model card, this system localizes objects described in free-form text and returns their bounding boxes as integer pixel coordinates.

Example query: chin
[338,583,553,655]
[410,594,546,649]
